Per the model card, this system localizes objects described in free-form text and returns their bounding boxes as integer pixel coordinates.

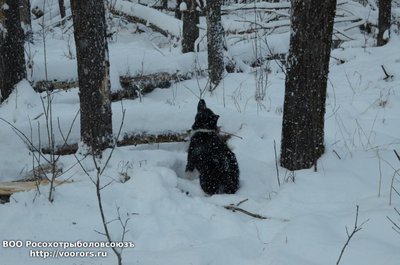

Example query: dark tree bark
[206,0,224,88]
[181,0,199,53]
[19,0,31,29]
[377,0,391,46]
[0,0,26,101]
[162,0,168,9]
[58,0,66,20]
[280,0,337,170]
[71,0,113,153]
[175,0,182,19]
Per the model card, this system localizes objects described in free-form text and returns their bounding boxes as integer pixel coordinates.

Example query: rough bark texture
[280,0,337,170]
[175,0,182,19]
[71,0,113,153]
[377,0,391,46]
[206,0,224,88]
[0,0,26,101]
[182,0,199,53]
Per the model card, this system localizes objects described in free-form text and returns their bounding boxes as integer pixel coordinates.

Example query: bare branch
[381,65,393,81]
[336,205,369,265]
[274,140,280,187]
[100,105,126,176]
[0,118,50,164]
[387,208,400,234]
[223,204,289,222]
[236,198,248,207]
[394,149,400,161]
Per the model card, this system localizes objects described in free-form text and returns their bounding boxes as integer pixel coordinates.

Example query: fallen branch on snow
[113,0,184,37]
[34,71,204,101]
[223,204,289,222]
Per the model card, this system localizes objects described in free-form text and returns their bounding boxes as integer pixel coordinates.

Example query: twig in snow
[336,205,369,265]
[394,149,400,162]
[274,140,280,187]
[389,169,400,206]
[223,204,289,222]
[381,65,393,81]
[236,198,248,207]
[377,150,382,197]
[70,103,128,265]
[333,150,342,160]
[386,208,400,235]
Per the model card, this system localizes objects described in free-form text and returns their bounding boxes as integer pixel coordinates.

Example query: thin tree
[71,0,113,154]
[280,0,337,170]
[58,0,66,21]
[206,0,224,89]
[181,0,200,53]
[377,0,391,46]
[0,0,26,101]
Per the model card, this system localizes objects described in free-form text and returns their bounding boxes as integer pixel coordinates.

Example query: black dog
[185,99,239,195]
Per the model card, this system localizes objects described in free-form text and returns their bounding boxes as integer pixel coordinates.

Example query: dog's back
[186,100,239,195]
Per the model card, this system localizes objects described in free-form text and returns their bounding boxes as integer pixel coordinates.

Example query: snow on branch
[114,0,183,37]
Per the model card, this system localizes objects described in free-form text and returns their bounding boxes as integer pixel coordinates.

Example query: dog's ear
[198,99,206,112]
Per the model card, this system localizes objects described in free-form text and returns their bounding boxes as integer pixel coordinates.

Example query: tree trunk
[71,0,113,153]
[182,0,199,53]
[175,0,182,19]
[0,0,26,101]
[58,0,66,20]
[19,0,31,29]
[280,0,337,171]
[162,0,168,9]
[206,0,224,88]
[377,0,391,46]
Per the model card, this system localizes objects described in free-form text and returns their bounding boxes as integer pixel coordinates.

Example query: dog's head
[192,99,219,130]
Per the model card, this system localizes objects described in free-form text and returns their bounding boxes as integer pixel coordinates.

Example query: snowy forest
[0,0,400,264]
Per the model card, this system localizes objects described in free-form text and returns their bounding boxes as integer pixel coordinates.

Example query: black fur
[186,99,239,195]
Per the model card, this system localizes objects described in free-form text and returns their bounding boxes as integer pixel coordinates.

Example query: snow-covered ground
[1,1,400,264]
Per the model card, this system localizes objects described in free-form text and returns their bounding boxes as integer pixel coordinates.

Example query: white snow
[114,0,183,37]
[0,1,400,265]
[1,3,9,10]
[383,29,390,40]
[179,2,188,11]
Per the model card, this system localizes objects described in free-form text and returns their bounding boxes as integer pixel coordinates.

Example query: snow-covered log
[113,0,183,37]
[40,132,190,155]
[34,71,204,101]
[39,131,231,155]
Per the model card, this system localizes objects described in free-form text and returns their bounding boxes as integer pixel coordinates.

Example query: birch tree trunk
[0,0,26,101]
[71,0,113,153]
[206,0,224,88]
[280,0,337,170]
